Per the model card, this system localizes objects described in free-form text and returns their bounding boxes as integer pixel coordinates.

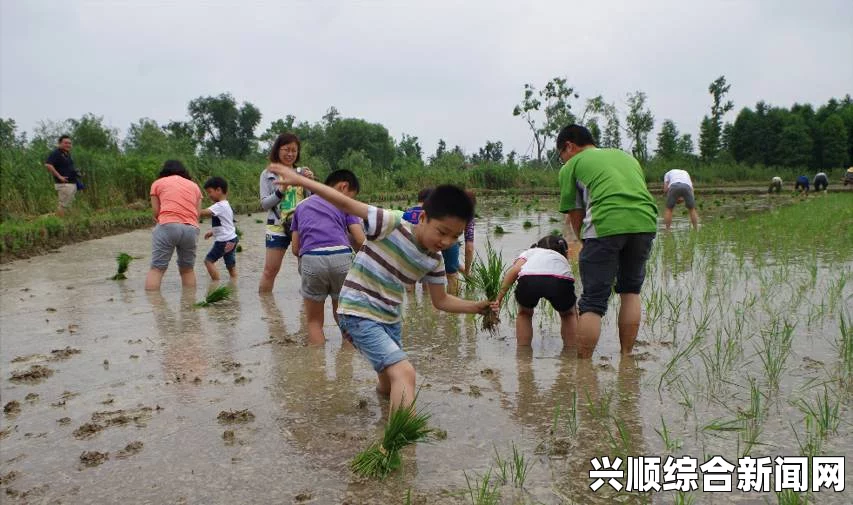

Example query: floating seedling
[467,240,505,332]
[351,400,434,479]
[195,285,232,307]
[494,225,506,235]
[522,220,533,229]
[110,252,133,280]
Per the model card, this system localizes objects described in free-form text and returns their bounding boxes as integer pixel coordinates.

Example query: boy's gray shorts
[299,251,353,302]
[666,183,696,209]
[151,223,199,270]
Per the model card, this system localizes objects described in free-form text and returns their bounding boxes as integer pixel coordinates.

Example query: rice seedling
[775,489,809,505]
[795,386,840,439]
[351,400,434,479]
[837,310,853,383]
[492,445,508,485]
[522,220,533,229]
[110,252,133,280]
[467,240,506,332]
[755,319,795,389]
[564,391,579,437]
[494,225,506,235]
[548,216,560,223]
[194,285,232,307]
[509,442,531,488]
[550,228,561,236]
[674,490,696,505]
[655,416,682,452]
[463,469,500,505]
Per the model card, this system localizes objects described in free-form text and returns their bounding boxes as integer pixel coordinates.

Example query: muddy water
[1,196,851,504]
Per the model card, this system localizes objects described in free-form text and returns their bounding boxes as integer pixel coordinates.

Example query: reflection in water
[147,290,209,401]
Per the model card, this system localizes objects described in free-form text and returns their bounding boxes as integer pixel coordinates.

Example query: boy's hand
[475,300,494,315]
[489,300,500,312]
[268,163,300,186]
[204,231,213,240]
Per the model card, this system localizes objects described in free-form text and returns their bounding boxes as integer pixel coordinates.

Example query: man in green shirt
[557,124,657,359]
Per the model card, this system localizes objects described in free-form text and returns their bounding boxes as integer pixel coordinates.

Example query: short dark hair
[269,132,301,165]
[423,185,474,222]
[203,176,228,193]
[324,169,360,193]
[58,135,71,143]
[158,160,192,181]
[417,187,433,203]
[533,234,569,256]
[556,124,596,152]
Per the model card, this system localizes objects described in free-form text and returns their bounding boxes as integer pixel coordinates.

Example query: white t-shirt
[209,200,237,242]
[664,169,693,189]
[772,176,782,184]
[516,248,573,280]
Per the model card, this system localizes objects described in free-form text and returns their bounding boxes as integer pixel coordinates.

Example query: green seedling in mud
[351,400,434,479]
[194,285,232,307]
[795,386,840,439]
[655,416,683,452]
[509,442,531,488]
[775,488,809,505]
[674,490,696,505]
[492,445,509,485]
[522,220,533,229]
[755,319,794,389]
[494,225,506,235]
[463,468,500,505]
[110,252,133,280]
[467,240,506,332]
[837,311,853,384]
[550,228,561,237]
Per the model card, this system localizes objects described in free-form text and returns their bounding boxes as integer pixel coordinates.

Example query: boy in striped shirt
[268,164,491,413]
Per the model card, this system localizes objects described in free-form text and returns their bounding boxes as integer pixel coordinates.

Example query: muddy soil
[0,195,850,504]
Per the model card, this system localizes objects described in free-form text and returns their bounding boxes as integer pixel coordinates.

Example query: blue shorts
[442,242,461,274]
[265,233,291,250]
[338,314,406,373]
[205,238,238,268]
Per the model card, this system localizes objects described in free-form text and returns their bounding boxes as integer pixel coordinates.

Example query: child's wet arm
[271,166,369,220]
[496,263,522,304]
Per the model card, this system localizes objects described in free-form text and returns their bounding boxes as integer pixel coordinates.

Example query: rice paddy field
[0,192,850,504]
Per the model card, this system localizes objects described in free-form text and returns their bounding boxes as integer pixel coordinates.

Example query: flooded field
[1,194,851,504]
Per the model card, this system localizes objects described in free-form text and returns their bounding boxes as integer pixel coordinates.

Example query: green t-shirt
[558,148,658,239]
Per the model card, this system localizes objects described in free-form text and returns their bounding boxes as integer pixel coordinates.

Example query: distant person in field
[662,169,699,230]
[845,167,853,186]
[258,133,314,293]
[768,176,783,193]
[44,135,81,216]
[462,190,477,277]
[795,175,810,193]
[813,172,828,192]
[145,160,202,291]
[290,170,365,345]
[268,164,491,415]
[200,177,238,282]
[557,124,658,359]
[492,235,577,349]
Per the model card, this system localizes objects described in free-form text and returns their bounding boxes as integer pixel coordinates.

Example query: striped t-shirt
[337,206,446,323]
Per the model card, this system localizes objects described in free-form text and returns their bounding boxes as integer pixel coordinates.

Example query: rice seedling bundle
[110,252,133,280]
[351,401,434,479]
[467,240,506,332]
[194,285,232,307]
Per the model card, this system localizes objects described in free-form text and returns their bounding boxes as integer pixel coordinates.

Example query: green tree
[471,140,504,164]
[0,118,25,148]
[655,119,680,159]
[68,114,119,151]
[337,148,373,173]
[625,91,654,162]
[513,77,579,164]
[774,115,813,167]
[187,93,262,158]
[260,115,296,144]
[698,75,734,160]
[322,118,395,170]
[429,139,447,164]
[600,102,622,149]
[512,83,545,163]
[677,133,694,156]
[125,118,195,157]
[820,114,848,168]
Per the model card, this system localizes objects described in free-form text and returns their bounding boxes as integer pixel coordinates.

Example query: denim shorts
[578,233,655,316]
[441,242,461,274]
[151,223,199,270]
[265,233,291,250]
[338,314,406,372]
[205,238,238,268]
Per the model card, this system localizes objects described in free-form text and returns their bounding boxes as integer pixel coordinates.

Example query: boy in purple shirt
[291,170,365,345]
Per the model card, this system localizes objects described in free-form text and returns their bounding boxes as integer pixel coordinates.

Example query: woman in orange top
[144,160,203,291]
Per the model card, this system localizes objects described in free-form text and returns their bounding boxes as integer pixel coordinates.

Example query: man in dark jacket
[44,135,80,215]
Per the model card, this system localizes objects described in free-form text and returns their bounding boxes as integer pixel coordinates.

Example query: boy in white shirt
[201,177,238,281]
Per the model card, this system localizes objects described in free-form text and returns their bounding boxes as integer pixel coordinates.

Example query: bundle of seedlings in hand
[468,240,506,332]
[351,400,434,479]
[194,285,232,307]
[110,253,133,280]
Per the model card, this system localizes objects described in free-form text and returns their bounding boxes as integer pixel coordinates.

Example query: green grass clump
[110,252,133,280]
[522,220,533,229]
[194,285,232,307]
[467,240,505,332]
[351,401,434,479]
[494,225,506,235]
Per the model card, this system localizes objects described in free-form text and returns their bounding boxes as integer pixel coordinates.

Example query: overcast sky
[2,0,852,158]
